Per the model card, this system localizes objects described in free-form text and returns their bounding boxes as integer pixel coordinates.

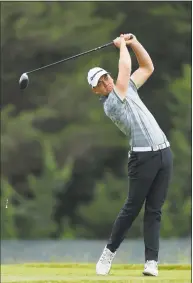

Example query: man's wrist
[129,39,140,49]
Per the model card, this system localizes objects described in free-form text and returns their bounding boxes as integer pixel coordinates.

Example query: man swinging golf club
[87,34,173,277]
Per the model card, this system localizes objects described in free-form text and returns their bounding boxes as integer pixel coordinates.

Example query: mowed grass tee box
[1,263,191,283]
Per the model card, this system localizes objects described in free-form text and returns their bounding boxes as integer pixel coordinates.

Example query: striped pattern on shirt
[101,80,168,147]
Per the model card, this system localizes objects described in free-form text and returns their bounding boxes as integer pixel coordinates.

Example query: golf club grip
[27,42,114,74]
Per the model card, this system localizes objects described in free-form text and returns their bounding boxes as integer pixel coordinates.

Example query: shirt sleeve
[112,80,138,102]
[112,88,126,103]
[103,89,126,117]
[129,79,138,92]
[103,90,129,136]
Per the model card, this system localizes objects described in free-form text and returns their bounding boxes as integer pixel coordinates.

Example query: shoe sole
[143,271,158,277]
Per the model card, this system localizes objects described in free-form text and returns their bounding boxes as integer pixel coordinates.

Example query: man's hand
[113,34,127,48]
[113,34,137,48]
[113,36,121,48]
[123,33,137,46]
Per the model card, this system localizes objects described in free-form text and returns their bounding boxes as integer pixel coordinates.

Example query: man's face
[92,74,114,96]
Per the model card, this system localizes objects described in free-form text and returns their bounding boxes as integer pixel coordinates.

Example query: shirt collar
[99,94,109,103]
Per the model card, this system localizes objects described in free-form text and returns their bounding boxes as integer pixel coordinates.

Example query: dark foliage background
[1,2,191,239]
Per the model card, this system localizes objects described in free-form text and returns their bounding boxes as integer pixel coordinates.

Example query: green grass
[1,263,191,283]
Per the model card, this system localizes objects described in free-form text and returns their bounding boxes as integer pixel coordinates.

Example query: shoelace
[100,250,114,264]
[145,260,158,269]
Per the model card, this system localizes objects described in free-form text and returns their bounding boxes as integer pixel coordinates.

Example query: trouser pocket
[128,152,139,177]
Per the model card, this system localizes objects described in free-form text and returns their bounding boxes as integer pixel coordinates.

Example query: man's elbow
[148,62,154,74]
[145,64,154,78]
[150,64,154,73]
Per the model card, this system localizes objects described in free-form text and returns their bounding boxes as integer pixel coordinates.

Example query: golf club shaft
[26,42,114,75]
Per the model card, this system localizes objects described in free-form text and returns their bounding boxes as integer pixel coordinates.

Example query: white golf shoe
[96,246,116,275]
[143,260,158,276]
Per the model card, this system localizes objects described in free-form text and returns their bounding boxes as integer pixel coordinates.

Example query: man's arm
[113,34,132,100]
[124,34,154,89]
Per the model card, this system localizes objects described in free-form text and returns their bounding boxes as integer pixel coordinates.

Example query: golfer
[87,34,173,277]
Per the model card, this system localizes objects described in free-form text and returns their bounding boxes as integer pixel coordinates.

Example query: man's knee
[121,197,144,219]
[144,205,162,222]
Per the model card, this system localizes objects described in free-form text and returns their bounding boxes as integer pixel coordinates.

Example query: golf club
[19,41,114,90]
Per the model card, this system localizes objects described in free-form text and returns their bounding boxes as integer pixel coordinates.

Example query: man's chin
[106,87,113,94]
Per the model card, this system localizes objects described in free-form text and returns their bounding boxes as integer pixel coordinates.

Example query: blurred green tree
[1,2,191,238]
[1,179,18,239]
[161,64,191,237]
[11,141,73,238]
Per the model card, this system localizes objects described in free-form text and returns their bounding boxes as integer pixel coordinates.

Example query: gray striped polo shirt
[100,80,168,147]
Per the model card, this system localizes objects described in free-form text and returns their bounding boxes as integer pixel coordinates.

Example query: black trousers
[106,147,173,262]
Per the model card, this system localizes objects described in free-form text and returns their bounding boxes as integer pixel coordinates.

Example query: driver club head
[19,73,29,90]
